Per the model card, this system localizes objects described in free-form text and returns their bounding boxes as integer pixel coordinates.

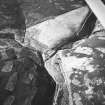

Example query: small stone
[1,61,13,72]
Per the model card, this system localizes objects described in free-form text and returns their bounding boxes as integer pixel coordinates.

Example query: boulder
[25,6,89,51]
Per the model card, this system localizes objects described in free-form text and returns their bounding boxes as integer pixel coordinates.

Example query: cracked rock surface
[0,0,56,105]
[52,21,105,105]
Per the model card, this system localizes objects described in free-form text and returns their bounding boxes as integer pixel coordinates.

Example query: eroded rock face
[25,6,89,51]
[52,22,105,105]
[0,1,104,105]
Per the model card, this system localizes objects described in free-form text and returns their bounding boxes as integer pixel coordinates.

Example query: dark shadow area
[31,65,56,105]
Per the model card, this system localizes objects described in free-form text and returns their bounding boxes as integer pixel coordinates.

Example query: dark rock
[18,0,86,27]
[0,38,56,105]
[0,0,25,30]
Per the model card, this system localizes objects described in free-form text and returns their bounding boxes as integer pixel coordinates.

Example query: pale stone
[25,6,89,50]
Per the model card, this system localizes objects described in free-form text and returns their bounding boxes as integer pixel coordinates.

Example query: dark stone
[0,38,56,105]
[0,0,25,30]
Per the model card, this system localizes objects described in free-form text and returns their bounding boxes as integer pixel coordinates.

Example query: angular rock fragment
[0,0,26,43]
[19,0,86,27]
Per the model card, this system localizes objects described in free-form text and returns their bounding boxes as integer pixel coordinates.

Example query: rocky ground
[0,0,105,105]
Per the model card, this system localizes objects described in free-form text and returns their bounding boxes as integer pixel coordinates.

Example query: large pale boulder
[25,6,89,51]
